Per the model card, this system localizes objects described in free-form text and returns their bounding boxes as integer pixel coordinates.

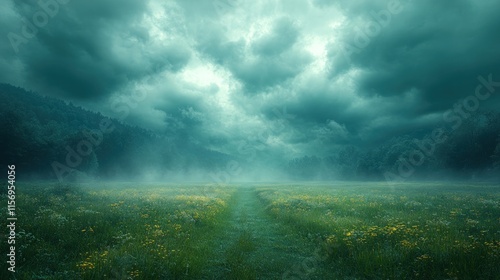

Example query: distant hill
[1,84,499,182]
[286,112,500,181]
[0,84,231,181]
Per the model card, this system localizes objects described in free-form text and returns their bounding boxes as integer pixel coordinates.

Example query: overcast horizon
[2,0,500,165]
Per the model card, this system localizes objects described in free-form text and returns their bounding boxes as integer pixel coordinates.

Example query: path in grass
[204,186,326,279]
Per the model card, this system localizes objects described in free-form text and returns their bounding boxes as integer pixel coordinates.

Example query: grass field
[1,182,499,279]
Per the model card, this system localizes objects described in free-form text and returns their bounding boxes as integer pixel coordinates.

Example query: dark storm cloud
[328,0,500,112]
[235,18,312,93]
[194,20,245,65]
[194,16,312,94]
[2,0,191,100]
[251,17,299,56]
[153,86,207,130]
[2,0,500,159]
[231,50,312,93]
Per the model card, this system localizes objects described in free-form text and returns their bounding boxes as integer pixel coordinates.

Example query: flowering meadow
[2,183,235,279]
[1,182,499,279]
[257,182,500,279]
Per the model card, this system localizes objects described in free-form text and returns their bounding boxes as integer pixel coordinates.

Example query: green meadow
[2,182,499,279]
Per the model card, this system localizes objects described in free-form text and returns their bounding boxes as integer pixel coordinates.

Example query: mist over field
[1,0,500,279]
[2,81,499,183]
[1,0,500,184]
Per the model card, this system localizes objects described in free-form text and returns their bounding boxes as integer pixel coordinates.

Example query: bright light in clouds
[1,0,500,160]
[329,18,346,30]
[246,20,272,45]
[146,1,169,41]
[307,39,327,58]
[179,63,222,88]
[305,37,328,72]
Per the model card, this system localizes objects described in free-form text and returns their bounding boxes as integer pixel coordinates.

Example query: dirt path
[204,186,320,279]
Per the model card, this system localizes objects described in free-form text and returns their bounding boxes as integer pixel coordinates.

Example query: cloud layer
[2,0,500,161]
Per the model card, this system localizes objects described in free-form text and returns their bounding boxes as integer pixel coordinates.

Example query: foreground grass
[2,181,499,279]
[257,182,500,279]
[1,182,235,279]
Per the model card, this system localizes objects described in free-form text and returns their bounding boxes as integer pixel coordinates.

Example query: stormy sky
[2,0,500,160]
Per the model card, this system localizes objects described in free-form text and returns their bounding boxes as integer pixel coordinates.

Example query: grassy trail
[6,183,499,279]
[205,186,320,279]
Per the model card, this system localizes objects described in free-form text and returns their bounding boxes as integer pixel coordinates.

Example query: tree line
[1,83,498,182]
[0,84,229,181]
[287,112,500,181]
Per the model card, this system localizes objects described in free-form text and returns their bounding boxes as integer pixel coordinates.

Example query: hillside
[1,84,499,182]
[0,84,231,181]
